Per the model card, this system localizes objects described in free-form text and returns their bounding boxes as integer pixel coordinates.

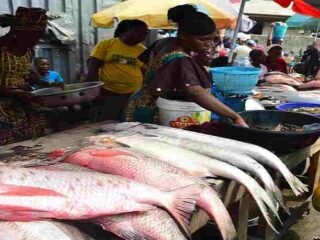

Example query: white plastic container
[156,97,211,128]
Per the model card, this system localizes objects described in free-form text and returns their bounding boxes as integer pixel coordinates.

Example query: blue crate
[210,67,261,95]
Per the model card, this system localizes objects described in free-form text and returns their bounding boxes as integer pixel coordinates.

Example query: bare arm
[267,23,276,46]
[185,85,248,127]
[87,57,104,82]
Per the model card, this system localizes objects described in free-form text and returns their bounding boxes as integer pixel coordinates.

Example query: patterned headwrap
[0,7,47,32]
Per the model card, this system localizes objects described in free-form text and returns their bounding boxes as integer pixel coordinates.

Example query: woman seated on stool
[123,4,247,127]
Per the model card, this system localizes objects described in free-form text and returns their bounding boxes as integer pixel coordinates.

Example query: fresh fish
[100,122,308,196]
[96,209,187,240]
[95,133,281,232]
[0,221,92,240]
[0,166,203,237]
[65,147,238,240]
[111,132,287,213]
[47,163,188,240]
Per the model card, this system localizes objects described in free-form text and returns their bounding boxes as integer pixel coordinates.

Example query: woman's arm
[185,85,248,127]
[87,57,104,82]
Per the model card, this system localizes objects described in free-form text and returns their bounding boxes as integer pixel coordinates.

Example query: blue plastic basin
[276,102,320,117]
[210,67,261,95]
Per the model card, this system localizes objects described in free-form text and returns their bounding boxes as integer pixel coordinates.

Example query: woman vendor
[124,4,247,127]
[0,7,55,145]
[87,19,148,120]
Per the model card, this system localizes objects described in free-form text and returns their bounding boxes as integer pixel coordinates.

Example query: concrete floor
[282,206,320,240]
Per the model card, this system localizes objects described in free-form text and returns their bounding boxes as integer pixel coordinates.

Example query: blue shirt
[32,71,64,90]
[40,71,64,83]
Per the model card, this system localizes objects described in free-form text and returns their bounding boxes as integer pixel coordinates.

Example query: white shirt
[234,45,252,58]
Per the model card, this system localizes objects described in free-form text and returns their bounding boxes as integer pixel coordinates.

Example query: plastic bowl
[276,102,320,117]
[210,67,261,95]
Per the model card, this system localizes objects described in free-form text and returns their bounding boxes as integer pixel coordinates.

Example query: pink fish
[65,148,238,240]
[0,166,203,236]
[95,209,187,240]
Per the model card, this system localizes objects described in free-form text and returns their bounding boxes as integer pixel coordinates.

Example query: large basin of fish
[222,110,320,154]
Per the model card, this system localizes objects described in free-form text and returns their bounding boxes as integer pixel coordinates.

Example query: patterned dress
[0,47,47,145]
[123,38,212,123]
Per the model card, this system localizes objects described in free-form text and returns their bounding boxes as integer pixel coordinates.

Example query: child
[33,57,64,88]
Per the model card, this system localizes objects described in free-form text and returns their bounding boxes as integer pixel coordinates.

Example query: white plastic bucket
[156,97,211,128]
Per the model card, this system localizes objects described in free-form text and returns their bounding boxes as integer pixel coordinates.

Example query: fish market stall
[0,121,319,240]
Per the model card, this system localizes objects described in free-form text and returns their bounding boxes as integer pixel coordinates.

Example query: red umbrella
[274,0,320,18]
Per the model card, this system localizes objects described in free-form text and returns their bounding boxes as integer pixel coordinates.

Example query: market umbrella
[208,0,256,32]
[286,14,319,29]
[91,0,237,29]
[273,0,320,18]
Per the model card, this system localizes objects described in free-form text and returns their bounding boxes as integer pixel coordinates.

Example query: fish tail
[165,184,205,238]
[198,187,238,240]
[282,171,308,196]
[250,183,283,225]
[253,196,280,234]
[268,185,290,215]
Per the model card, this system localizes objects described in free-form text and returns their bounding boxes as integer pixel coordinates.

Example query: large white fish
[0,221,93,240]
[0,166,203,236]
[108,131,287,212]
[100,122,307,196]
[65,147,238,240]
[95,133,281,232]
[47,163,188,240]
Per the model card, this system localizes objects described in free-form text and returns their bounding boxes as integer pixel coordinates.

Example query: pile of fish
[0,122,308,240]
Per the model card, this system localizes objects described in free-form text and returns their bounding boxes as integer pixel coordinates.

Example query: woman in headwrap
[124,4,247,127]
[0,7,54,145]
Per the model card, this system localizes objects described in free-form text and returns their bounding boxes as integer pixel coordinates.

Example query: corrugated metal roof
[243,0,295,17]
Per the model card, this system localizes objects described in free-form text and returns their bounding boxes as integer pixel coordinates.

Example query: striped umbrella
[273,0,320,18]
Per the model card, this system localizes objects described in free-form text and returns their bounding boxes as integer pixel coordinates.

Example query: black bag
[294,47,320,78]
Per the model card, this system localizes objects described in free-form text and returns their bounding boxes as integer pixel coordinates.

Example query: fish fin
[117,142,131,148]
[0,207,53,221]
[166,184,205,238]
[0,184,65,197]
[97,218,150,240]
[88,149,134,158]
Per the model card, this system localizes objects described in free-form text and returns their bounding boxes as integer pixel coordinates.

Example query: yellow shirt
[90,38,146,93]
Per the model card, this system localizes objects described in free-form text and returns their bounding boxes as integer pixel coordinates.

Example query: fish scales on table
[100,122,308,196]
[0,166,203,237]
[89,133,281,233]
[0,221,93,240]
[64,147,237,240]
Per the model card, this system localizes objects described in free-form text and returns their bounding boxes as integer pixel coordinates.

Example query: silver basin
[30,82,103,107]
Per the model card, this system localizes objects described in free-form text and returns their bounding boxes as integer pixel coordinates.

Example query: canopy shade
[91,0,237,29]
[274,0,320,18]
[286,13,319,29]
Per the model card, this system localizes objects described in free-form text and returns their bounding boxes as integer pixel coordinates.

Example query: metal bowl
[30,82,103,107]
[222,110,320,154]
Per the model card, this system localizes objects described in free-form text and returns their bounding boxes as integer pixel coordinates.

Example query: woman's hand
[233,115,249,128]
